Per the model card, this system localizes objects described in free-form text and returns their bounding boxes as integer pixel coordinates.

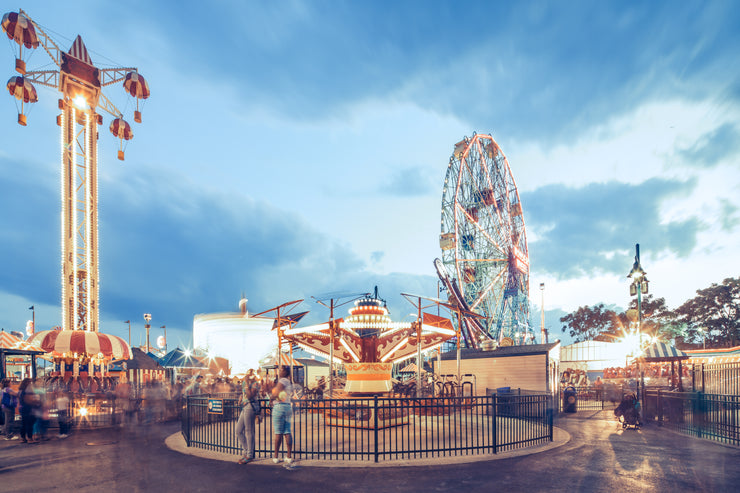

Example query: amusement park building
[433,343,561,395]
[192,297,275,376]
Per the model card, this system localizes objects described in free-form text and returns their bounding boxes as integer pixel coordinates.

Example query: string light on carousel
[283,288,457,427]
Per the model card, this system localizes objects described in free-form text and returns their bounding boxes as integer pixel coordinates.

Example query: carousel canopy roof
[159,347,208,369]
[111,347,163,370]
[642,342,689,362]
[27,329,131,359]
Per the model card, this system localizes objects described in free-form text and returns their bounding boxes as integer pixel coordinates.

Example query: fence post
[492,393,497,454]
[696,392,703,439]
[184,396,190,446]
[374,395,379,463]
[548,395,554,441]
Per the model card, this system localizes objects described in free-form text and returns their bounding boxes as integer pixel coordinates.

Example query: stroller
[614,392,641,429]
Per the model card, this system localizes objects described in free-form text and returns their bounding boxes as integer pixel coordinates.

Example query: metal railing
[643,389,740,447]
[182,393,553,462]
[557,384,627,412]
[694,362,740,395]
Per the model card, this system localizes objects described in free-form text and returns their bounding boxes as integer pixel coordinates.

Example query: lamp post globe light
[144,313,152,354]
[627,244,649,344]
[539,283,545,344]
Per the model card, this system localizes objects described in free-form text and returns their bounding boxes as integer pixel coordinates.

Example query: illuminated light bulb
[73,95,88,110]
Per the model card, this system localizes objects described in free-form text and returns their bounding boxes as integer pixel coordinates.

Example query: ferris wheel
[439,133,530,345]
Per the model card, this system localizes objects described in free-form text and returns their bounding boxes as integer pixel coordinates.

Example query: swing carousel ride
[282,288,456,395]
[3,9,149,384]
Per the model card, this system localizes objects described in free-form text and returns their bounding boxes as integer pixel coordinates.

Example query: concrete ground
[1,409,739,492]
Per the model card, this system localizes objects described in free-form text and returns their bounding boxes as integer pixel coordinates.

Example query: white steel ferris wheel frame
[440,133,530,343]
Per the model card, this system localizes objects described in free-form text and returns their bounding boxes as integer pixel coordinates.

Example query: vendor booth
[261,352,304,386]
[641,342,689,391]
[0,330,46,381]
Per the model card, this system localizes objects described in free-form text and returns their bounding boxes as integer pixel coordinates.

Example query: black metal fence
[693,362,740,395]
[557,384,628,412]
[643,389,740,447]
[182,393,553,462]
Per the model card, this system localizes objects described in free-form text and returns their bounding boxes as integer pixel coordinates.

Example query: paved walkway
[165,422,570,467]
[2,410,739,492]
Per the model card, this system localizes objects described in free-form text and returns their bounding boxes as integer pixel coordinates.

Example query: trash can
[495,387,516,416]
[563,386,577,413]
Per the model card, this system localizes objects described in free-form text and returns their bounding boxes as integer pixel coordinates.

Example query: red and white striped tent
[261,353,304,369]
[27,329,131,360]
[0,330,45,352]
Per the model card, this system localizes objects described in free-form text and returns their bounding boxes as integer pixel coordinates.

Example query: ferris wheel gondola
[438,133,530,345]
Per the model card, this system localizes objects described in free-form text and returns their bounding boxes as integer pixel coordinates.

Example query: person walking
[235,370,262,465]
[1,379,18,440]
[18,378,39,443]
[271,366,295,469]
[55,390,70,438]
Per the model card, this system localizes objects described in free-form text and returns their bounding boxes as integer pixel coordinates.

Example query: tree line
[560,277,740,349]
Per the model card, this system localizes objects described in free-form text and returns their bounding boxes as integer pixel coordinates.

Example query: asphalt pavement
[1,410,739,492]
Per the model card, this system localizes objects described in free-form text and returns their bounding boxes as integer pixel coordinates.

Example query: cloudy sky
[1,0,738,349]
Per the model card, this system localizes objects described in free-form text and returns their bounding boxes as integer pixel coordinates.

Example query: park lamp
[627,257,649,296]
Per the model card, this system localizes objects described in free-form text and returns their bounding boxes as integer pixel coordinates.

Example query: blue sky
[1,0,738,349]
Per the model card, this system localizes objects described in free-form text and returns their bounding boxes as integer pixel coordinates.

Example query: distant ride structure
[437,133,530,347]
[3,9,148,366]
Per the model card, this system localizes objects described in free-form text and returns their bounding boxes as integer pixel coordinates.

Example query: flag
[29,306,34,310]
[124,320,130,323]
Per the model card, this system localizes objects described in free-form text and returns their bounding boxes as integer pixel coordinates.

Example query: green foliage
[560,278,740,348]
[675,277,740,348]
[559,303,620,343]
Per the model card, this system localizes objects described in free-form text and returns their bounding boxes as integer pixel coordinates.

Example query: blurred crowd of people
[0,369,306,442]
[1,377,70,443]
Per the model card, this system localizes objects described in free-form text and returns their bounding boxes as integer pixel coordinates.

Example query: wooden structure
[433,342,560,394]
[0,330,45,380]
[640,342,689,391]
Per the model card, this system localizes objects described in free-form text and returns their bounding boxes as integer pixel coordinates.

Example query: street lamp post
[627,244,649,344]
[143,313,152,354]
[160,325,167,354]
[28,305,35,337]
[627,243,649,406]
[124,320,131,347]
[539,283,545,344]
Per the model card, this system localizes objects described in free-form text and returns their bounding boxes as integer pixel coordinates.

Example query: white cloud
[509,98,740,191]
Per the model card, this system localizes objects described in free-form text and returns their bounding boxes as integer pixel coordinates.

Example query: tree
[626,295,684,344]
[560,304,620,343]
[675,277,740,348]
